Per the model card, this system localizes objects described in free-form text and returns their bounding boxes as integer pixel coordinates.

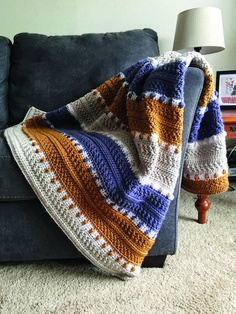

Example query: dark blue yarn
[128,62,155,95]
[188,106,204,143]
[141,61,187,100]
[197,99,225,140]
[120,58,149,87]
[46,106,81,130]
[159,96,165,103]
[121,60,188,103]
[54,126,170,233]
[150,92,156,99]
[189,98,224,143]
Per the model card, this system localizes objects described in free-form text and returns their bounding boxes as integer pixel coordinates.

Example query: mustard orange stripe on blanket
[5,51,229,280]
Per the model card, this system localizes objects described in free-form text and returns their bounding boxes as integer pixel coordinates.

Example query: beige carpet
[1,183,235,314]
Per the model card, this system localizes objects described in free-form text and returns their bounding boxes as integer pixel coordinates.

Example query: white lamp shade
[173,7,225,54]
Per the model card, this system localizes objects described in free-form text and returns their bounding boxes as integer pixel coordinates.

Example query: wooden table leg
[195,195,210,224]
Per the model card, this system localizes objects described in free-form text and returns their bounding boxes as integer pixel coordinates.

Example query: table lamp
[173,7,225,54]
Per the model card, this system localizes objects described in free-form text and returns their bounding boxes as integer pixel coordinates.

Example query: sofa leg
[195,194,210,224]
[142,255,167,268]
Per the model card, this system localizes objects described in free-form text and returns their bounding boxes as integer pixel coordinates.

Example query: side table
[221,109,236,139]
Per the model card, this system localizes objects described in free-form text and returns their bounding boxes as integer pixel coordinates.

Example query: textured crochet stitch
[5,51,229,280]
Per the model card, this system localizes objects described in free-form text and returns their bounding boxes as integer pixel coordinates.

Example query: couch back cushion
[0,36,11,130]
[8,29,159,126]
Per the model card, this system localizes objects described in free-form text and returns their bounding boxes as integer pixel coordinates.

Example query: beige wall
[1,0,235,76]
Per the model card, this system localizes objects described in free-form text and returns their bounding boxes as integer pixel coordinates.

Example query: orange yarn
[182,174,229,195]
[127,98,183,146]
[97,76,129,125]
[198,69,215,108]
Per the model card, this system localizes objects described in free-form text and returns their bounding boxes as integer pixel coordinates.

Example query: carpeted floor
[0,183,235,314]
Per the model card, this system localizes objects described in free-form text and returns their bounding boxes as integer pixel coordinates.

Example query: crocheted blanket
[5,52,229,280]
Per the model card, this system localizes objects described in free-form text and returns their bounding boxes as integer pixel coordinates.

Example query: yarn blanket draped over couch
[5,51,229,280]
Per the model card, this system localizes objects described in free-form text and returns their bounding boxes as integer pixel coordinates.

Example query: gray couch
[0,29,204,267]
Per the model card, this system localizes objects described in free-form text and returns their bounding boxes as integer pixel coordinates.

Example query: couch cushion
[0,36,11,130]
[0,130,36,200]
[8,29,159,126]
